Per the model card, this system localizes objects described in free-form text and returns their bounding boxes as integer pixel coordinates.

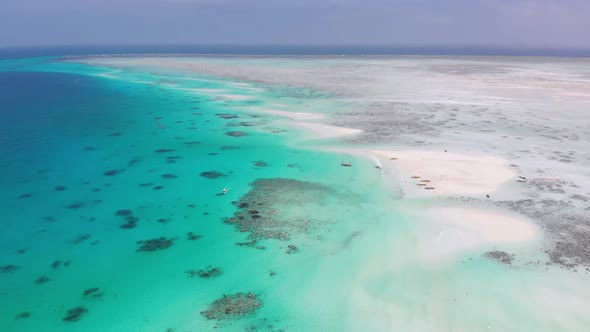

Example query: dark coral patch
[161,174,178,179]
[136,237,175,252]
[484,251,515,265]
[187,232,202,241]
[225,178,332,242]
[63,307,87,322]
[252,160,268,167]
[17,193,32,199]
[226,131,248,137]
[186,266,223,279]
[200,171,225,179]
[239,122,258,127]
[154,149,175,153]
[1,264,19,273]
[83,287,103,299]
[69,233,91,245]
[66,202,85,209]
[153,185,164,190]
[216,113,239,119]
[54,186,66,191]
[200,292,262,320]
[286,244,299,254]
[220,146,240,150]
[120,216,138,229]
[103,170,122,176]
[116,209,133,216]
[15,312,31,320]
[35,276,50,285]
[83,287,100,296]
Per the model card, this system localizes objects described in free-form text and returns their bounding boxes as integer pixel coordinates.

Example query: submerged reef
[66,202,85,209]
[226,131,248,137]
[103,169,122,176]
[63,306,87,322]
[116,209,139,229]
[136,237,175,252]
[220,146,240,150]
[498,199,590,269]
[14,312,31,320]
[34,276,50,285]
[51,260,61,269]
[225,178,332,241]
[1,264,19,273]
[252,160,268,167]
[484,251,515,265]
[116,209,133,216]
[83,287,103,299]
[187,232,202,241]
[201,292,262,320]
[69,233,91,245]
[154,149,175,153]
[200,171,225,179]
[185,266,223,279]
[216,113,239,119]
[286,244,299,254]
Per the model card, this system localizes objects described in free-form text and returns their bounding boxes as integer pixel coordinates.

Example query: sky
[1,0,590,48]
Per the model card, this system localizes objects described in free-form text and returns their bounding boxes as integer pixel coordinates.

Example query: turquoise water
[2,56,589,332]
[0,57,393,331]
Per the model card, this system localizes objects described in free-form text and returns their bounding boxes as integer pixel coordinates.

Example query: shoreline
[265,108,541,252]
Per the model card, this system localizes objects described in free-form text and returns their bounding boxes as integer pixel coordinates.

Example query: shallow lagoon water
[1,55,590,331]
[0,57,390,331]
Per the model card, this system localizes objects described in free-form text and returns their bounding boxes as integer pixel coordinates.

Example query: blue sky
[1,0,589,48]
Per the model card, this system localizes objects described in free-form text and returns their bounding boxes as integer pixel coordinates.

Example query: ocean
[1,50,589,332]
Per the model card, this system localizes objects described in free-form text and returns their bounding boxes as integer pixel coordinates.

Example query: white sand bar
[374,150,517,198]
[292,122,362,139]
[264,109,325,121]
[426,206,538,257]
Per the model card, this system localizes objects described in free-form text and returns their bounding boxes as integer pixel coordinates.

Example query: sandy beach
[372,149,518,199]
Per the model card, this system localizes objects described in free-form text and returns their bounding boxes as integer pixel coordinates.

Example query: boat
[341,162,352,167]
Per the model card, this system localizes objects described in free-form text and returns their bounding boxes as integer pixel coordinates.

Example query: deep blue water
[0,71,122,178]
[1,45,590,60]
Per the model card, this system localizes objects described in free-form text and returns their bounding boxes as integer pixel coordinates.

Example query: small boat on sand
[411,176,420,179]
[425,186,435,190]
[420,180,430,183]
